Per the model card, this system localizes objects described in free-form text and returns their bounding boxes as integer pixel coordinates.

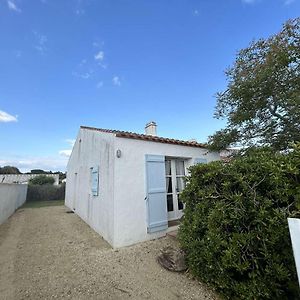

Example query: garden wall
[0,183,28,225]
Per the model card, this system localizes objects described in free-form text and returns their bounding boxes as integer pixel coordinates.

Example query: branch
[268,97,288,122]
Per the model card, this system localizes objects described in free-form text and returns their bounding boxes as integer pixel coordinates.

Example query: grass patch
[21,200,65,209]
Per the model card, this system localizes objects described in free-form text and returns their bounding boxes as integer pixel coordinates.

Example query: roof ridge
[80,125,207,148]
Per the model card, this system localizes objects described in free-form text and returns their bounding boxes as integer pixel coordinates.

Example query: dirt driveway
[0,205,218,300]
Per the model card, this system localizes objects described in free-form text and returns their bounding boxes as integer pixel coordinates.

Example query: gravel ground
[0,205,219,300]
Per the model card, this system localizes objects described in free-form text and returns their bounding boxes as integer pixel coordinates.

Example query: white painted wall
[0,174,59,185]
[65,128,115,246]
[113,137,220,248]
[0,183,28,225]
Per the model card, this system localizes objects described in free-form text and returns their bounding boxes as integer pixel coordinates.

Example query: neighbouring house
[65,122,220,248]
[0,174,59,185]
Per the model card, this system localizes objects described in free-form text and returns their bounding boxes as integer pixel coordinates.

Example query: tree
[29,169,47,174]
[209,18,300,151]
[29,175,55,185]
[0,165,21,174]
[54,171,66,183]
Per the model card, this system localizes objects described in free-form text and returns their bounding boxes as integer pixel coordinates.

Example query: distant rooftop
[80,125,207,148]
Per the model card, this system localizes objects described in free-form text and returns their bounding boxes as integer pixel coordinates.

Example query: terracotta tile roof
[80,125,207,148]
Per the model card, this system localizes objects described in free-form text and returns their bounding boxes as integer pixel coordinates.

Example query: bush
[29,175,55,185]
[178,144,300,299]
[26,183,65,202]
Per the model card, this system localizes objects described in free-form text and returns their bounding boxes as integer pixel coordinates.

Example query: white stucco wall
[0,183,28,225]
[65,128,115,246]
[113,137,220,248]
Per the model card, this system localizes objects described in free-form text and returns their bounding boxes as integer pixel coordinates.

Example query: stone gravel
[0,205,219,300]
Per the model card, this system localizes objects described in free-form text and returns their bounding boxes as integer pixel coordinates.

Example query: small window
[91,166,99,196]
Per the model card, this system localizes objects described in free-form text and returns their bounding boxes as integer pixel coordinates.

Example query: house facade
[65,123,220,248]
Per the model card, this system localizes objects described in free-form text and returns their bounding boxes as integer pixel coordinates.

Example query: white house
[65,122,220,248]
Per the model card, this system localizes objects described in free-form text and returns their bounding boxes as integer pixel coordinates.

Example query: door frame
[165,158,186,221]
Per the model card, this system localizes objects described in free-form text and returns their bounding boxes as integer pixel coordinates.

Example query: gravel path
[0,205,219,300]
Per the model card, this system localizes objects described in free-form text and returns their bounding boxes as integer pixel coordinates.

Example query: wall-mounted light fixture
[116,149,122,158]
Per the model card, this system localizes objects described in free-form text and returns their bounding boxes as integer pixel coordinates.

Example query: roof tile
[80,125,207,148]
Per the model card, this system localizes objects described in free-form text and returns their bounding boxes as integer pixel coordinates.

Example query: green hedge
[26,183,65,202]
[178,144,300,299]
[29,175,55,185]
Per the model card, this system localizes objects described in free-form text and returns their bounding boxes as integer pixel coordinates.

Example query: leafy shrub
[29,175,55,185]
[178,144,300,299]
[26,183,65,202]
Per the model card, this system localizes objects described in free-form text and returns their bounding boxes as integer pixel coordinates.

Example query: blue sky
[0,0,299,172]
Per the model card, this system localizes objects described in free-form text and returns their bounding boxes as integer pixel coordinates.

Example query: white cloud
[0,110,17,122]
[93,40,104,48]
[112,76,121,86]
[72,69,94,79]
[58,138,75,158]
[14,50,22,58]
[80,73,91,79]
[94,51,107,69]
[74,0,86,16]
[96,81,104,88]
[59,150,72,157]
[0,155,68,172]
[75,8,85,15]
[0,139,75,172]
[94,51,104,61]
[33,31,47,54]
[242,0,295,4]
[65,139,75,147]
[79,59,87,66]
[7,0,21,12]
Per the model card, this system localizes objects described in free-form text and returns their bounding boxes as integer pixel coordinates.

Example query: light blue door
[91,166,99,196]
[145,155,168,233]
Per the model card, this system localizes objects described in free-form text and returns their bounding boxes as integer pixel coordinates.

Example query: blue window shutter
[194,158,207,165]
[91,166,99,196]
[145,155,168,233]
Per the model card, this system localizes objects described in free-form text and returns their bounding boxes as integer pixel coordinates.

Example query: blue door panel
[145,155,168,233]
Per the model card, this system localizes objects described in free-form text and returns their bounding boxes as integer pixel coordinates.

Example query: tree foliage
[29,169,47,174]
[26,183,65,202]
[0,165,21,174]
[29,175,55,185]
[178,144,300,299]
[209,18,300,151]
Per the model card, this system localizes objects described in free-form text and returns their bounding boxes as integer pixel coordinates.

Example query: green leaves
[178,145,300,299]
[29,175,55,185]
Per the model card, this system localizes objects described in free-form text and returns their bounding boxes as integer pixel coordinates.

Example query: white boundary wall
[0,174,59,185]
[0,183,28,225]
